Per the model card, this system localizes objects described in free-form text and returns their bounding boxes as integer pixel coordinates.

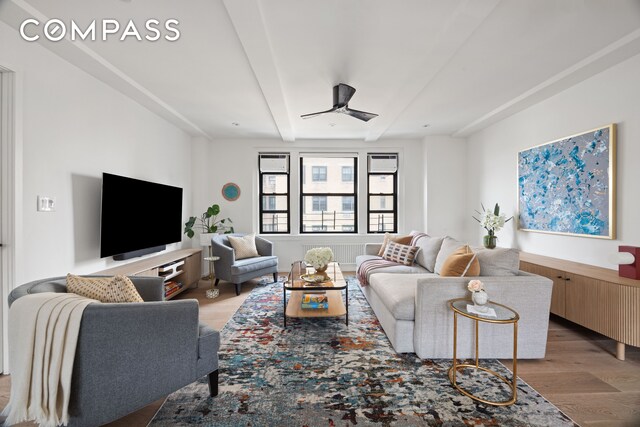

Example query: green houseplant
[184,203,234,239]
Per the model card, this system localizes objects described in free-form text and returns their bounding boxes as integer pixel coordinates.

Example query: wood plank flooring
[0,276,638,426]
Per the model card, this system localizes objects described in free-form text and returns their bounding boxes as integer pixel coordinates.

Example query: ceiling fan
[301,83,379,122]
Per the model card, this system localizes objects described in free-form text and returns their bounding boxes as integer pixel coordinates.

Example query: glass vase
[483,234,497,249]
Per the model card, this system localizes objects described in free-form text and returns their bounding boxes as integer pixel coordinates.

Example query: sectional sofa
[356,235,553,359]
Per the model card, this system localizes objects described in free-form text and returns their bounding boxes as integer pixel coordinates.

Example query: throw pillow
[434,236,466,275]
[439,245,480,277]
[412,234,444,272]
[472,247,520,276]
[228,233,260,260]
[377,233,413,256]
[382,241,419,266]
[66,274,143,303]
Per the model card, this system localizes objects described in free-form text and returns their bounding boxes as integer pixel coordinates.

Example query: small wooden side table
[447,298,520,406]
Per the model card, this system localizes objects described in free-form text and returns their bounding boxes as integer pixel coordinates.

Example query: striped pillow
[228,233,260,260]
[382,241,419,266]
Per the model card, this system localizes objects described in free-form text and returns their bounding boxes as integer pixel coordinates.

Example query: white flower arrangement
[473,203,512,235]
[467,279,485,293]
[304,247,334,269]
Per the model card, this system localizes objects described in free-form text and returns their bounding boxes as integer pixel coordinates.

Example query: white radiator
[301,243,363,265]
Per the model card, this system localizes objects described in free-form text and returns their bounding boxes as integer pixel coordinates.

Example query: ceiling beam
[454,28,640,137]
[364,0,500,142]
[223,0,295,142]
[0,0,209,138]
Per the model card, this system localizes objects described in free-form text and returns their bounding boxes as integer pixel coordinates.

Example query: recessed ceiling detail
[2,0,639,141]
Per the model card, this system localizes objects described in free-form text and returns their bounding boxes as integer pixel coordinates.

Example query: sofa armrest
[128,276,165,301]
[255,236,274,256]
[365,243,382,256]
[413,272,552,359]
[71,300,200,425]
[212,239,235,281]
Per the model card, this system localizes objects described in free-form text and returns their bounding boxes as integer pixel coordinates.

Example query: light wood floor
[1,276,638,426]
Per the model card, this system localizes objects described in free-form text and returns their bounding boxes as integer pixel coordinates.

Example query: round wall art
[222,182,241,201]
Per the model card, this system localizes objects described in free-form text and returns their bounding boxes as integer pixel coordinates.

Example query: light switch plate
[37,196,56,212]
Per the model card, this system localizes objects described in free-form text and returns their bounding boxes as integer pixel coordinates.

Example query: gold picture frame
[517,124,616,239]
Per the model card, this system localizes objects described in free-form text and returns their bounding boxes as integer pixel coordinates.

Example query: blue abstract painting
[518,125,615,238]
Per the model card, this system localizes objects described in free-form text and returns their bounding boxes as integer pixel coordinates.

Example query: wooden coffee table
[283,261,348,327]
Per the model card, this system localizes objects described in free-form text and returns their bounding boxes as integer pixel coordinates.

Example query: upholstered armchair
[211,234,278,295]
[8,275,219,427]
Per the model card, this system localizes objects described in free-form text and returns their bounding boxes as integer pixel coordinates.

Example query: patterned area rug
[150,279,575,426]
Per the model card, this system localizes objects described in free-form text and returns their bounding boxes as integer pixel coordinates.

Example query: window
[341,166,354,182]
[300,154,357,233]
[368,154,398,233]
[342,196,354,212]
[312,166,327,182]
[259,153,290,233]
[266,196,276,210]
[312,196,327,212]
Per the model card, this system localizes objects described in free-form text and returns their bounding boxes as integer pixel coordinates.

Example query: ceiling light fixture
[231,122,239,126]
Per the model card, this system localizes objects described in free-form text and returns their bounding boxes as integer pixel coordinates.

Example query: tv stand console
[520,252,639,360]
[94,248,202,300]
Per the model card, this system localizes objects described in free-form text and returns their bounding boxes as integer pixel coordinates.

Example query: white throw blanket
[2,292,96,427]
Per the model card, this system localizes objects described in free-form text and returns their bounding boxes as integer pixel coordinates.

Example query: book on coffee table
[301,293,329,309]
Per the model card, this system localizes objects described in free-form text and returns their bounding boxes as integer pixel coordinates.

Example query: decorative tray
[300,274,328,284]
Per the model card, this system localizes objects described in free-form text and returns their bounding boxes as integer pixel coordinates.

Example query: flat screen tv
[100,173,183,260]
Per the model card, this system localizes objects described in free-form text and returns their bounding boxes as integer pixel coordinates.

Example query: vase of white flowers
[473,203,513,249]
[304,247,334,276]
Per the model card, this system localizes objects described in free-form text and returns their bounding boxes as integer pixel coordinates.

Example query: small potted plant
[184,203,234,246]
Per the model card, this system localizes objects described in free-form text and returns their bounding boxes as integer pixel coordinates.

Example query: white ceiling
[2,0,640,141]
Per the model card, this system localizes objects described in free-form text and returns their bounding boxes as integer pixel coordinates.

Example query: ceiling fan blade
[334,84,356,107]
[344,107,378,122]
[300,107,337,119]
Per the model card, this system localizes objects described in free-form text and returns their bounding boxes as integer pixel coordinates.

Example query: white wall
[0,21,193,284]
[191,138,425,268]
[467,52,640,269]
[422,136,468,239]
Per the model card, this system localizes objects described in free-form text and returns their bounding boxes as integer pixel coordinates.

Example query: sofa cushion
[228,233,259,260]
[378,233,413,256]
[66,274,143,303]
[382,242,419,266]
[434,236,466,275]
[440,245,480,277]
[368,273,436,321]
[413,235,444,272]
[473,247,520,276]
[231,255,278,275]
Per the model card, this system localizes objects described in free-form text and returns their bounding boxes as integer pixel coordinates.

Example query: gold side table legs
[203,248,220,299]
[448,311,519,406]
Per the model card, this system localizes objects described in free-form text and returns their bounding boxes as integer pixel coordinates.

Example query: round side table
[447,298,520,406]
[203,255,220,299]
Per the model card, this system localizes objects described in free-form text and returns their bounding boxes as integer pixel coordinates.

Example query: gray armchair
[8,275,219,427]
[212,233,278,295]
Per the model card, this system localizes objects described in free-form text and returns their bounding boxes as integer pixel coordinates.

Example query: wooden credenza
[94,248,202,300]
[520,252,640,360]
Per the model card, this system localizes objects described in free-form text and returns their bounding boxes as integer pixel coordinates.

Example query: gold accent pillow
[382,241,419,266]
[66,274,144,303]
[228,233,260,260]
[377,233,413,257]
[439,245,480,277]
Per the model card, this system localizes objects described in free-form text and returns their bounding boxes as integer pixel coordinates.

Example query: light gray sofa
[8,275,219,427]
[212,233,278,295]
[356,235,553,359]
